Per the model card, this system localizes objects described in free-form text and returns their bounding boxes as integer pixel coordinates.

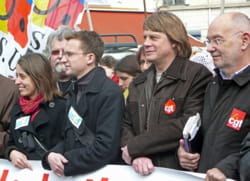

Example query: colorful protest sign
[0,0,85,77]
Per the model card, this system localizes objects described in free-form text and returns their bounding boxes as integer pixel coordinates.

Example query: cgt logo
[227,108,246,131]
[227,117,243,131]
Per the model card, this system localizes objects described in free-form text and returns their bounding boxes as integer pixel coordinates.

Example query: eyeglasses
[62,51,86,59]
[204,38,225,46]
[51,49,64,56]
[205,31,243,46]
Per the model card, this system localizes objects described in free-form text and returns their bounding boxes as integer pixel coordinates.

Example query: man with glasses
[42,30,124,176]
[44,26,73,97]
[178,12,250,181]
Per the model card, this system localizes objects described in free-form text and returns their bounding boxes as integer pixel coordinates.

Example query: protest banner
[0,159,203,181]
[0,159,236,181]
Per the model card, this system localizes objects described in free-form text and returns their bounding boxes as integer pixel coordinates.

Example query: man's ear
[241,32,250,50]
[86,53,96,65]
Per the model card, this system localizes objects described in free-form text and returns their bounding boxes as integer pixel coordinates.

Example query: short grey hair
[43,26,73,58]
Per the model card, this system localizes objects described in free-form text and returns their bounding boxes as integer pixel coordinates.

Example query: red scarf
[19,94,43,121]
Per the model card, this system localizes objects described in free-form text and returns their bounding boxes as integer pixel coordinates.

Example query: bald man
[178,12,250,181]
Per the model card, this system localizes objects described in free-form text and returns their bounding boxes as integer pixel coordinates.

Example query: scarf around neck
[19,94,43,121]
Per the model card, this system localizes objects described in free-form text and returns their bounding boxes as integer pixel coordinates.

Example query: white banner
[0,159,235,181]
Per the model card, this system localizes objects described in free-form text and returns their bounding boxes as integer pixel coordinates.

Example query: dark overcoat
[121,57,212,169]
[44,67,124,176]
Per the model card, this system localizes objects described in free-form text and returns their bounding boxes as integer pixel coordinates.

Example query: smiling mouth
[145,51,154,55]
[18,88,25,92]
[211,54,220,59]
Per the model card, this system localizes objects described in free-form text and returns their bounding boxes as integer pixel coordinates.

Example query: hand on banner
[205,168,226,181]
[47,152,68,177]
[178,139,200,171]
[132,157,154,175]
[9,150,33,170]
[121,146,132,164]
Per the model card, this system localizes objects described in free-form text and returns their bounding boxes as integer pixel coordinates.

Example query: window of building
[163,0,185,5]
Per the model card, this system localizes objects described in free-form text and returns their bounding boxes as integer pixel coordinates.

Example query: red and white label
[164,99,176,115]
[226,108,246,131]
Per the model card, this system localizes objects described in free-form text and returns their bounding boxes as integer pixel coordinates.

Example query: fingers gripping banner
[0,159,236,181]
[0,0,85,77]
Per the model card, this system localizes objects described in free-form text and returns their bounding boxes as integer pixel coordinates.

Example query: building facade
[152,0,250,40]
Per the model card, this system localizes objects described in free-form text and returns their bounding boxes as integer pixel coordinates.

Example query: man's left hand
[132,157,154,175]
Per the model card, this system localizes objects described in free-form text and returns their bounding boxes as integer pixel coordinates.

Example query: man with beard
[44,26,73,97]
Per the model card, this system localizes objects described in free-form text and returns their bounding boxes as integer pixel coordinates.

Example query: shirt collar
[219,64,250,80]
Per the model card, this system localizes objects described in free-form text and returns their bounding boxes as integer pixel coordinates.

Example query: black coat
[196,67,250,179]
[44,67,124,176]
[5,97,66,160]
[239,132,250,181]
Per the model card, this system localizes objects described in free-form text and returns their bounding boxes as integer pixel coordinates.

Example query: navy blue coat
[44,67,124,176]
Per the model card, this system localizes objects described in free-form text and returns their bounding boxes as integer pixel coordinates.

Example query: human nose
[118,80,125,90]
[15,77,21,85]
[60,54,68,63]
[143,37,151,46]
[118,80,123,87]
[206,43,215,53]
[58,50,64,58]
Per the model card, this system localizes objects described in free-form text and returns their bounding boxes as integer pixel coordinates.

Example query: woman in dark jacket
[5,53,66,170]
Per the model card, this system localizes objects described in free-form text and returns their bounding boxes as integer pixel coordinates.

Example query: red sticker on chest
[226,108,246,131]
[164,99,176,115]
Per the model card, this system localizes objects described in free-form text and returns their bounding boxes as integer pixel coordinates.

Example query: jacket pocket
[127,102,141,134]
[72,122,95,147]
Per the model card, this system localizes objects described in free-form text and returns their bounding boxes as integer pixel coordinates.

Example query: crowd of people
[0,10,250,181]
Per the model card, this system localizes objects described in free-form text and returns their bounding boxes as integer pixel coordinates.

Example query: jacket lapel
[32,109,49,130]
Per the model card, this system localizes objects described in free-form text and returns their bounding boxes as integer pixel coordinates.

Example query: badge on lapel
[226,108,246,131]
[164,99,176,115]
[15,116,30,129]
[68,106,83,129]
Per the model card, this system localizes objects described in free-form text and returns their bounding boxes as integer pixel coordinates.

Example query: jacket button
[49,102,55,108]
[18,137,23,143]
